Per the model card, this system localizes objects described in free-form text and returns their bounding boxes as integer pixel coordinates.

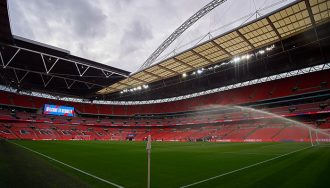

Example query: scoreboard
[43,104,75,117]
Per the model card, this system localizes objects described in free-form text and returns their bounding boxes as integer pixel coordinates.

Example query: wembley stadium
[0,0,330,187]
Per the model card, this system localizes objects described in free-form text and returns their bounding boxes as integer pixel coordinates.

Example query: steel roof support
[41,54,59,74]
[210,41,231,56]
[118,63,330,105]
[117,82,131,87]
[304,0,323,57]
[266,17,282,40]
[0,51,4,67]
[304,0,317,30]
[190,50,213,64]
[138,0,228,70]
[143,70,163,79]
[0,65,105,88]
[265,17,284,51]
[74,63,90,77]
[13,69,29,83]
[102,70,114,78]
[236,31,255,49]
[64,79,76,89]
[129,77,147,84]
[40,74,54,87]
[173,57,195,69]
[85,83,94,89]
[4,44,128,77]
[157,65,179,74]
[3,48,20,68]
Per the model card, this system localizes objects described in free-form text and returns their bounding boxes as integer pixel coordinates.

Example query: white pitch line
[180,146,312,188]
[10,141,124,188]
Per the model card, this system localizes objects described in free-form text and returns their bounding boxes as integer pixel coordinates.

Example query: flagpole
[147,135,151,188]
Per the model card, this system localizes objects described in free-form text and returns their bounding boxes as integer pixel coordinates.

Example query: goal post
[310,128,330,147]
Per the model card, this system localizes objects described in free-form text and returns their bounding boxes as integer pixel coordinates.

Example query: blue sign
[44,104,74,117]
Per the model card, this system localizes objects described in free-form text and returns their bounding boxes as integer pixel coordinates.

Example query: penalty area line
[180,146,312,188]
[10,141,125,188]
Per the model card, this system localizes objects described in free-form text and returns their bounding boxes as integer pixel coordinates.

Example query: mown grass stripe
[180,146,312,188]
[10,141,125,188]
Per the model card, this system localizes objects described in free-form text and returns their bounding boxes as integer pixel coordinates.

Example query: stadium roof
[0,0,130,96]
[0,0,12,43]
[98,0,330,95]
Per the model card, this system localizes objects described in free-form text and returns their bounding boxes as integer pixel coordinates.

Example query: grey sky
[8,0,294,73]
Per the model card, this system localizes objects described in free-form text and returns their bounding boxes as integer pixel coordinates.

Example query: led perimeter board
[43,104,75,117]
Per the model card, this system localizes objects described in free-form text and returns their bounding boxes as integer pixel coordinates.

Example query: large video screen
[43,104,74,117]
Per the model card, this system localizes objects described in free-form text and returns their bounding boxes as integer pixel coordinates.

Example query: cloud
[8,0,295,73]
[8,0,35,39]
[119,20,153,56]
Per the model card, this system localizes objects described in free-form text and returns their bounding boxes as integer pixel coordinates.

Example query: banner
[44,104,74,117]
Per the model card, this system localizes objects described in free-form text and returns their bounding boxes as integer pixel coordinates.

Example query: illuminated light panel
[310,0,330,23]
[99,1,326,95]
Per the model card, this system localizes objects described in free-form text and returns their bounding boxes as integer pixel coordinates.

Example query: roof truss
[1,45,128,77]
[99,0,330,95]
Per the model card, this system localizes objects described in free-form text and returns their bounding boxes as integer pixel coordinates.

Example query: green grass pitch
[0,140,329,188]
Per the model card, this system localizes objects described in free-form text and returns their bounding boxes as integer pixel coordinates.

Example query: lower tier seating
[1,120,329,142]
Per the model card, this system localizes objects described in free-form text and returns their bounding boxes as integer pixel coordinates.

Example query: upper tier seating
[0,70,329,115]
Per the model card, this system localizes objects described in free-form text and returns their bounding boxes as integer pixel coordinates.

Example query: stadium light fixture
[233,57,240,63]
[266,44,275,51]
[241,54,252,60]
[143,85,149,89]
[120,85,149,94]
[119,44,276,95]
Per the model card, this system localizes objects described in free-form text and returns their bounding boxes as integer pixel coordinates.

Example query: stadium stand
[0,0,329,144]
[1,79,329,142]
[0,69,329,116]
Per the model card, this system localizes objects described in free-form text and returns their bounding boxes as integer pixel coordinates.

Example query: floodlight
[233,57,240,63]
[266,44,275,51]
[259,50,265,54]
[247,54,252,59]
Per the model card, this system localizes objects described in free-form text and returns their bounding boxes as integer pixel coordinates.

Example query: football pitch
[0,140,329,188]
